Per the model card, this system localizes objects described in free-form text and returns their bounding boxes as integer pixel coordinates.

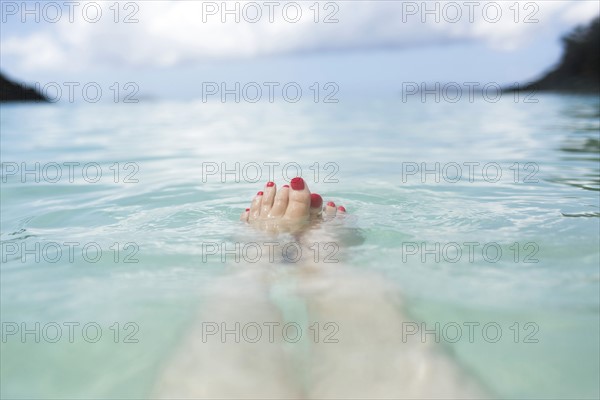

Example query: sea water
[1,94,599,398]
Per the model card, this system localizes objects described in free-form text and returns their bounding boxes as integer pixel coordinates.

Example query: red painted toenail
[245,208,250,212]
[337,206,346,212]
[310,193,323,208]
[257,191,263,196]
[282,185,289,188]
[327,201,336,207]
[266,181,274,187]
[290,177,304,190]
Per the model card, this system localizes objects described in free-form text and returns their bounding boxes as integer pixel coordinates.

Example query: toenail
[257,191,264,196]
[245,208,250,211]
[327,201,336,207]
[266,181,275,187]
[337,206,346,212]
[290,177,305,191]
[282,185,289,188]
[310,193,323,208]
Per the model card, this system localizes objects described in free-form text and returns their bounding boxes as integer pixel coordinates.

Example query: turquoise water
[1,95,599,398]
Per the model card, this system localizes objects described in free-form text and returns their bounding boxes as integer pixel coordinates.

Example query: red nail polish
[290,177,304,191]
[257,191,263,196]
[266,181,274,187]
[310,193,323,209]
[327,201,336,207]
[245,208,250,212]
[282,185,289,188]
[337,206,346,213]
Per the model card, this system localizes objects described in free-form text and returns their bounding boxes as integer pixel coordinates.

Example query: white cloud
[560,1,600,24]
[1,0,598,72]
[1,33,67,70]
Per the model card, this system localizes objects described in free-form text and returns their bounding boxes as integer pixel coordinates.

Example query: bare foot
[240,177,346,234]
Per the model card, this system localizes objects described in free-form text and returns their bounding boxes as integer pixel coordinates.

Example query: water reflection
[551,96,600,195]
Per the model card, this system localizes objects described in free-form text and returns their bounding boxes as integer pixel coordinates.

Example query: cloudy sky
[1,1,598,99]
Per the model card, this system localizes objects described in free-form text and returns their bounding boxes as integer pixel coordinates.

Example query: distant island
[1,72,48,102]
[510,16,599,93]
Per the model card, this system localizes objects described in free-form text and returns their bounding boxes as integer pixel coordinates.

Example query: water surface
[1,94,599,398]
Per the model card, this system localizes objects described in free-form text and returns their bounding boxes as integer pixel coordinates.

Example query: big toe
[284,177,311,222]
